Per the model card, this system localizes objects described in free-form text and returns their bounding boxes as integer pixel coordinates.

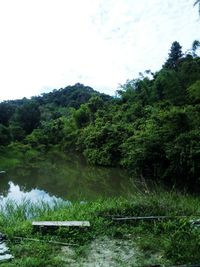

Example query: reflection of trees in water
[1,153,135,201]
[0,174,10,197]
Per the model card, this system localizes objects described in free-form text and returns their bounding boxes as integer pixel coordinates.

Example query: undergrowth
[0,191,200,266]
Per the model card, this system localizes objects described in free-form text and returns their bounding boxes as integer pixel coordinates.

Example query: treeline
[0,41,200,190]
[0,83,111,144]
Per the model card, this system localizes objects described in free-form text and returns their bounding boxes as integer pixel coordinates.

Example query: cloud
[0,0,199,100]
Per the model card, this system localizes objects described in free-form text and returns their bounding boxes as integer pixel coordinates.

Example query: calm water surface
[0,153,140,204]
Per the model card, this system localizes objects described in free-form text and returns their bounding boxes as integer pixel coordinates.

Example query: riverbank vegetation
[0,40,199,191]
[0,40,199,266]
[0,191,200,266]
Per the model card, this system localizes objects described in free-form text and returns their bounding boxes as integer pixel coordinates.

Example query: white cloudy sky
[0,0,199,101]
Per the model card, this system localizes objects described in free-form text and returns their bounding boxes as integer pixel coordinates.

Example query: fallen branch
[12,236,78,246]
[112,215,190,221]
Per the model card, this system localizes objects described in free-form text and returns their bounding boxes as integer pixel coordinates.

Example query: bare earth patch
[58,237,141,267]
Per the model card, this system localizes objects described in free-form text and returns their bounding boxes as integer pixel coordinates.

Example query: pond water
[0,152,140,204]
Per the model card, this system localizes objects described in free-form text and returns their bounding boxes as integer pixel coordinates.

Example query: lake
[0,152,140,204]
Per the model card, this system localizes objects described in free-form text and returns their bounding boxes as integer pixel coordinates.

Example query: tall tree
[192,40,200,57]
[164,41,183,70]
[11,101,41,135]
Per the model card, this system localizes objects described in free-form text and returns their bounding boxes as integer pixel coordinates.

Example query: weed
[0,191,200,266]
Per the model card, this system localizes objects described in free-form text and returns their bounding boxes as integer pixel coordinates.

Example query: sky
[0,0,199,101]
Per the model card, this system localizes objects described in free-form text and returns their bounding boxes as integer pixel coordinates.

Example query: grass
[0,191,200,266]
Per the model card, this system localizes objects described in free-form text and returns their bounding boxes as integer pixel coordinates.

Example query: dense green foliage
[0,83,111,145]
[0,41,200,190]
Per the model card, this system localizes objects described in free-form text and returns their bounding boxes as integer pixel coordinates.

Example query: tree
[87,95,104,113]
[192,40,200,57]
[9,123,25,141]
[187,80,200,103]
[73,105,90,128]
[164,41,183,70]
[0,124,10,145]
[0,102,15,126]
[152,69,184,104]
[11,101,41,135]
[178,56,200,88]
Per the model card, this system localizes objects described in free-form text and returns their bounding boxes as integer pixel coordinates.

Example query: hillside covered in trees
[0,41,200,191]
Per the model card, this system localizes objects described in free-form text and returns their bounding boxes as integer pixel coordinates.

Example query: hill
[0,41,199,191]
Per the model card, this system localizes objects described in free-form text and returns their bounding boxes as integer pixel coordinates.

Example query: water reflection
[0,181,62,204]
[0,152,138,203]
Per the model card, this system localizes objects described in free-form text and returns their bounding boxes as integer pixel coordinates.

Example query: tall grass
[0,191,200,266]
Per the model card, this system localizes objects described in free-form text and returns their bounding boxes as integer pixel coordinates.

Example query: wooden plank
[32,221,90,227]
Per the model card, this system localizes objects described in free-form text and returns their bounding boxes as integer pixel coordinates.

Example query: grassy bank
[0,191,200,266]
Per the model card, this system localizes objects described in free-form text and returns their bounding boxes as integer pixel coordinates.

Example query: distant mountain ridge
[35,83,111,108]
[1,83,111,108]
[0,83,111,127]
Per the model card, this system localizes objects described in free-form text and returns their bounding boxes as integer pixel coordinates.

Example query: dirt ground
[58,237,150,267]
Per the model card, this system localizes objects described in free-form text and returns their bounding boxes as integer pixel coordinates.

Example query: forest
[0,41,200,191]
